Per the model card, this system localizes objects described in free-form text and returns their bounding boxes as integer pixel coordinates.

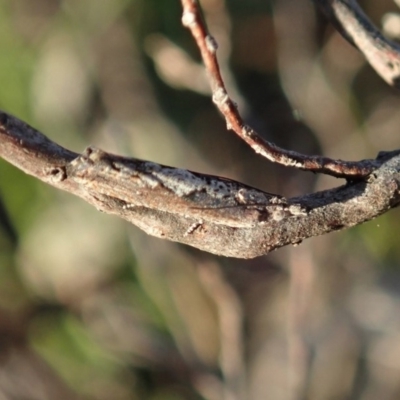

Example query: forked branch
[1,1,400,258]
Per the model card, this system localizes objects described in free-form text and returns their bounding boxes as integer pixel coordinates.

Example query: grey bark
[1,111,399,258]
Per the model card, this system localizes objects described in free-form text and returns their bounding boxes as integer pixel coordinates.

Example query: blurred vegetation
[1,0,400,399]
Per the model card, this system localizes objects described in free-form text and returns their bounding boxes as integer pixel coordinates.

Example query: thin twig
[314,0,400,88]
[180,0,374,179]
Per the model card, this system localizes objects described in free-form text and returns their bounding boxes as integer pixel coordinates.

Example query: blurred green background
[1,0,400,399]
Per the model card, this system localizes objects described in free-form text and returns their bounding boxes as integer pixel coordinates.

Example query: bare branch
[314,0,400,88]
[1,110,399,258]
[180,0,374,179]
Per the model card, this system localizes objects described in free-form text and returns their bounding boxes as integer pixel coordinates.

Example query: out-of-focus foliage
[1,0,400,399]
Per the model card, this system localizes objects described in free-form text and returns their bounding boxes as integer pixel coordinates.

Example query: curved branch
[314,0,400,88]
[1,111,399,258]
[180,0,375,179]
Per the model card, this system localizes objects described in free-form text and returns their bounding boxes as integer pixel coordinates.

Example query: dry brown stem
[180,0,374,178]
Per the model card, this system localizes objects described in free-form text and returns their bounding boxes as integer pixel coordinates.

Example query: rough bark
[1,1,400,258]
[1,111,400,258]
